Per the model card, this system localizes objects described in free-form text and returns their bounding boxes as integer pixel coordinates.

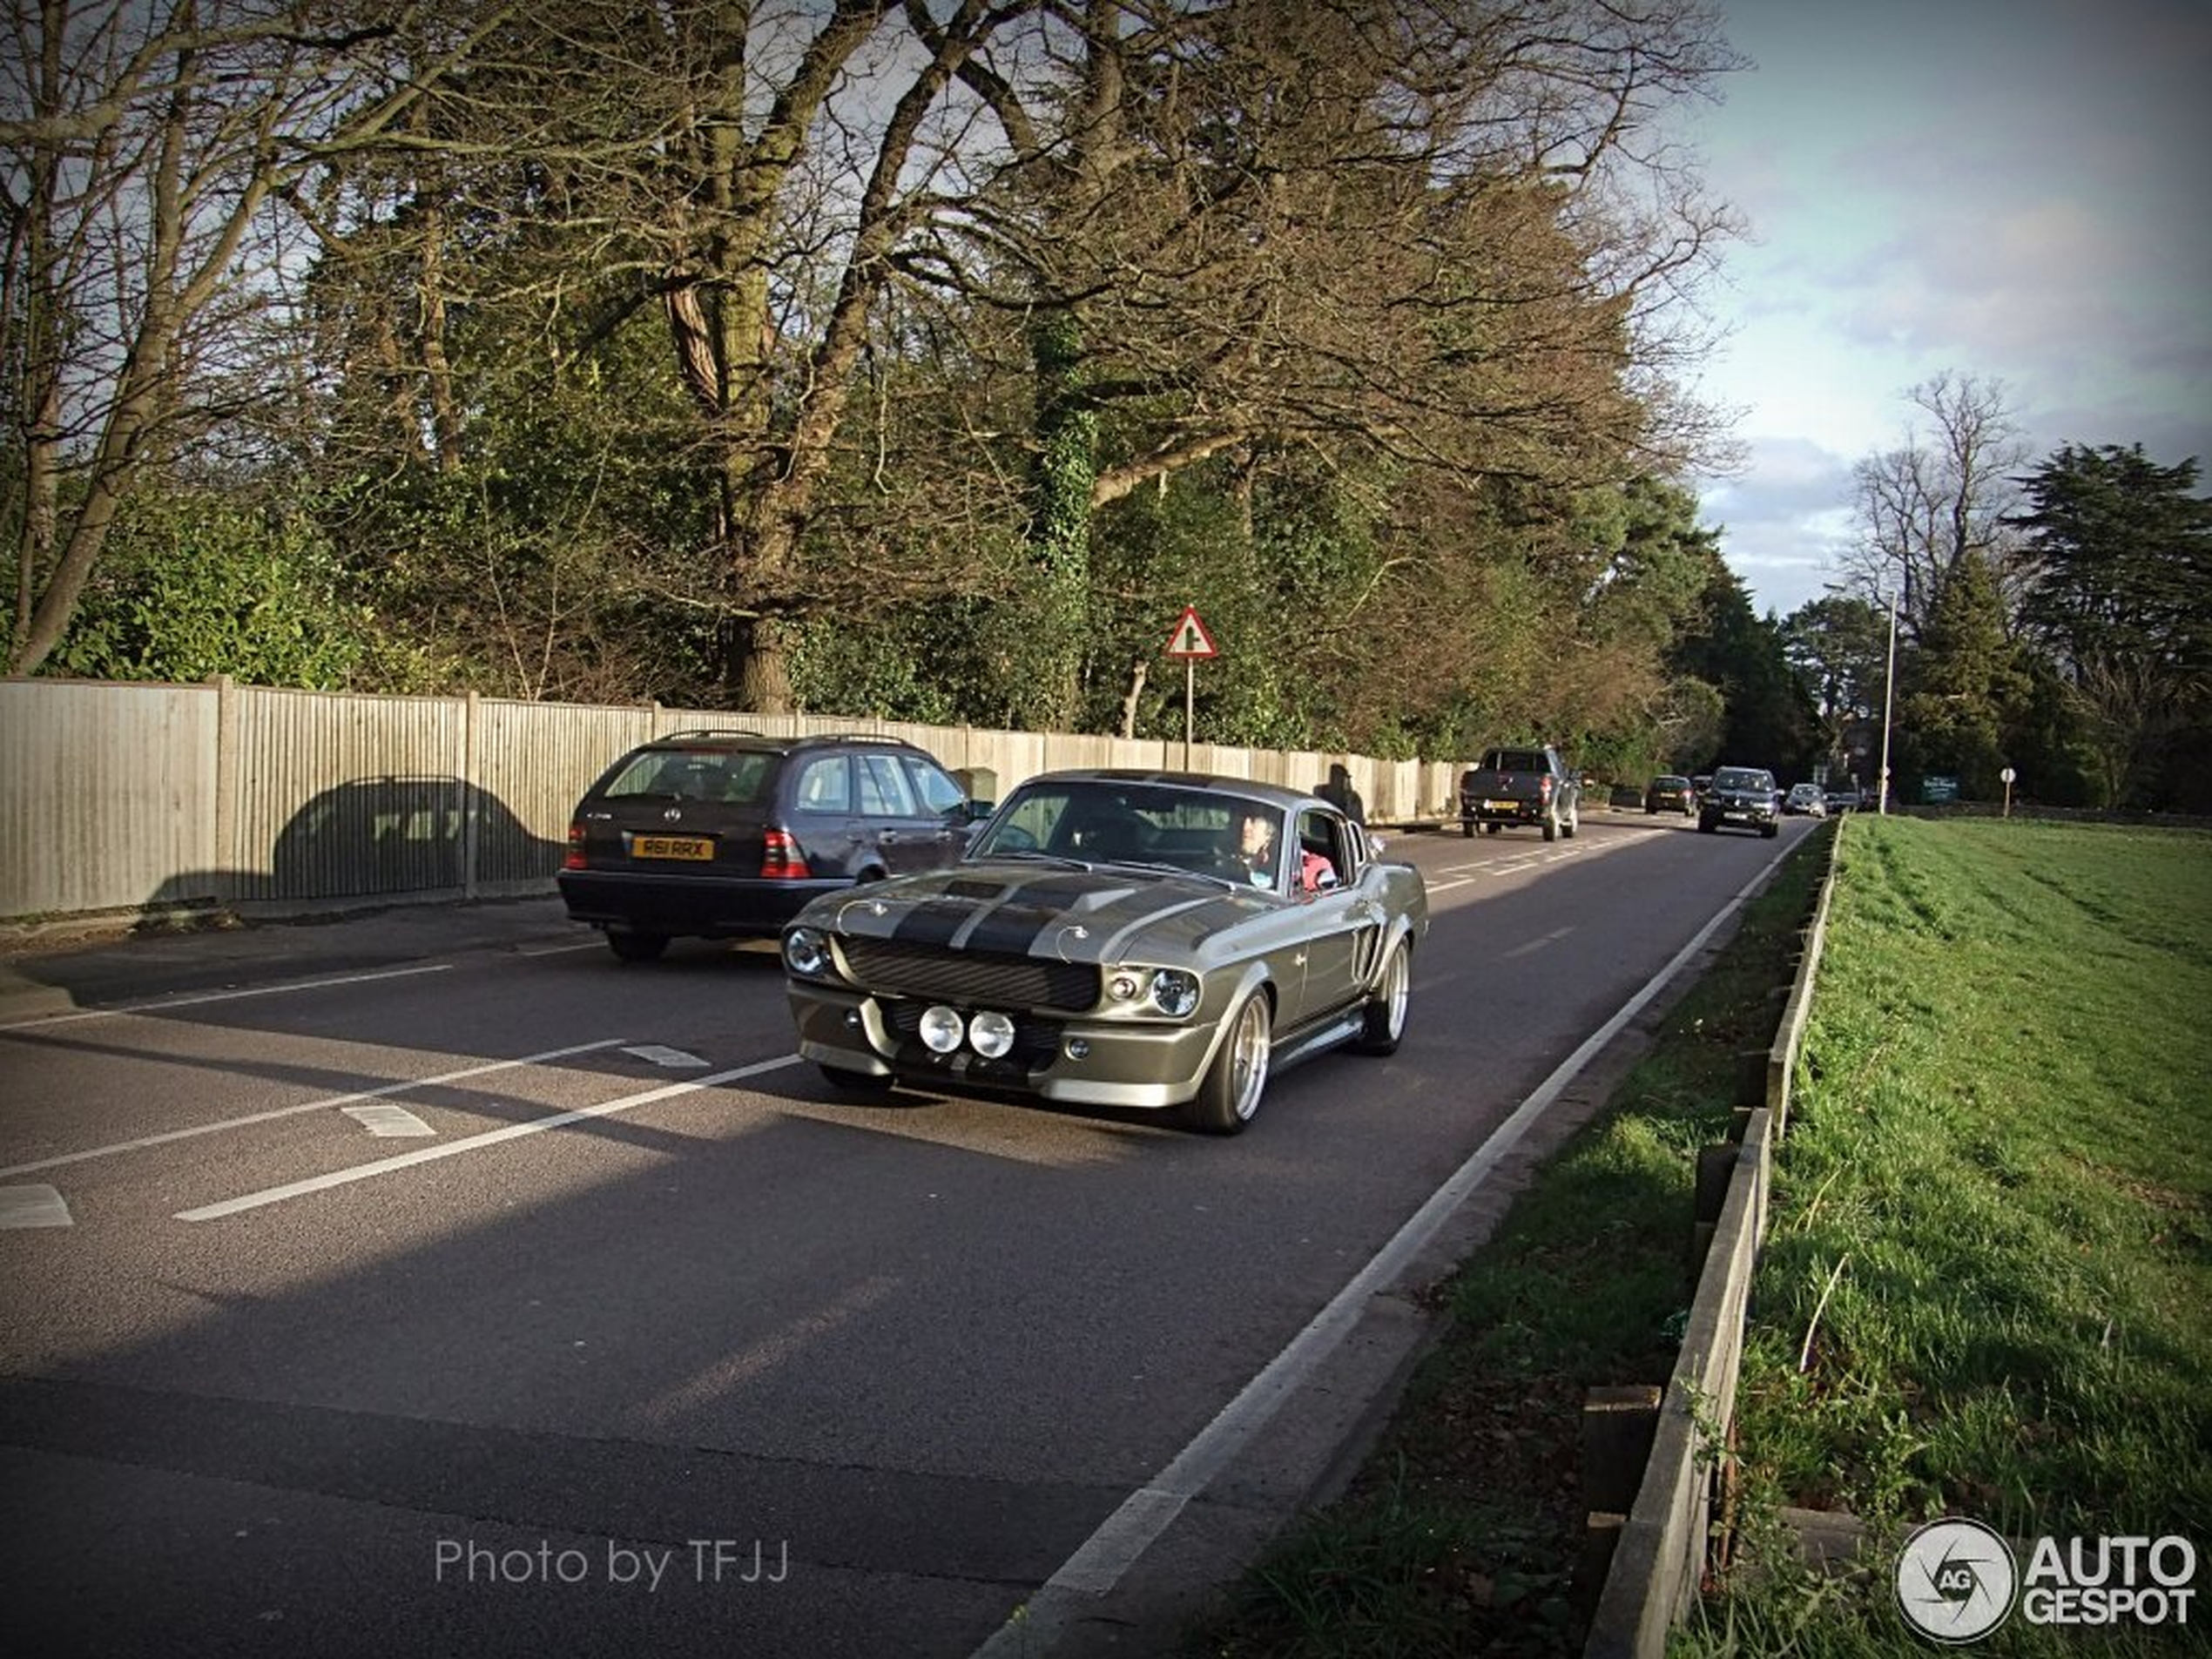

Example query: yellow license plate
[1484,799,1516,813]
[633,835,713,860]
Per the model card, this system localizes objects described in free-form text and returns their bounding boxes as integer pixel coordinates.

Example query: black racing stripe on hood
[957,875,1105,955]
[890,899,976,948]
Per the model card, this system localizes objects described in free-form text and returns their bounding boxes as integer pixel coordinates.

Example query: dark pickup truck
[1459,745,1581,841]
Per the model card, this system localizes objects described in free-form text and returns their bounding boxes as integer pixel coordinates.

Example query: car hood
[802,860,1275,964]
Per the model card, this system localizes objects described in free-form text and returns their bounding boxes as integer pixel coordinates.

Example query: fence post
[462,689,480,900]
[211,675,238,906]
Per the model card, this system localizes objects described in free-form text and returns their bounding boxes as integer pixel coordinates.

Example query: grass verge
[1184,814,2210,1658]
[1184,829,1832,1657]
[1683,817,2212,1657]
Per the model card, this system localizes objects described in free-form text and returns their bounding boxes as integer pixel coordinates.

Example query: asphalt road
[0,807,1810,1657]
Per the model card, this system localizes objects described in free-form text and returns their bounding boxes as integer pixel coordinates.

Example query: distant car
[1699,765,1782,839]
[1784,783,1828,816]
[1824,786,1864,813]
[1645,774,1696,815]
[557,730,984,961]
[782,772,1428,1134]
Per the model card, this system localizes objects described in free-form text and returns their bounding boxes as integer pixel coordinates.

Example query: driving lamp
[919,1005,965,1054]
[968,1010,1016,1058]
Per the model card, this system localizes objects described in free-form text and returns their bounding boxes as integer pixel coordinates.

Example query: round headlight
[784,927,831,977]
[1149,968,1201,1018]
[919,1005,965,1054]
[969,1010,1015,1058]
[1108,972,1141,1002]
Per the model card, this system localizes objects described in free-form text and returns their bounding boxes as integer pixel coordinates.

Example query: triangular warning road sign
[1163,605,1218,658]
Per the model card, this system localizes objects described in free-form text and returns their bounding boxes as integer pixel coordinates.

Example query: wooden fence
[1581,821,1840,1655]
[0,677,1468,921]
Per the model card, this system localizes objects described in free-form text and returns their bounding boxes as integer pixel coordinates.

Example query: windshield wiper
[1104,859,1244,890]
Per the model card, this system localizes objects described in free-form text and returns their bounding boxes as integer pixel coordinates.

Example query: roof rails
[658,727,765,741]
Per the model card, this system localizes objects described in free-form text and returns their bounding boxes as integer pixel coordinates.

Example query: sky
[1678,0,2212,619]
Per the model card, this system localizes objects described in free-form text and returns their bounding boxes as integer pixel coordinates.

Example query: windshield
[970,780,1280,880]
[1713,767,1773,791]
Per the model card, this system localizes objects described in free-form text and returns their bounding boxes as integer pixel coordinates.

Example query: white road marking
[969,837,1797,1658]
[177,1055,802,1223]
[1501,927,1575,960]
[0,1039,629,1180]
[0,1184,72,1229]
[0,963,454,1031]
[342,1103,437,1138]
[516,941,606,957]
[621,1044,710,1069]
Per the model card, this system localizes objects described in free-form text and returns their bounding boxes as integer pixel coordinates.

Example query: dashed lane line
[0,1039,630,1181]
[176,1055,803,1224]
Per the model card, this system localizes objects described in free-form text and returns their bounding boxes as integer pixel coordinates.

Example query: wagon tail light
[1537,774,1554,803]
[563,824,586,871]
[761,827,812,879]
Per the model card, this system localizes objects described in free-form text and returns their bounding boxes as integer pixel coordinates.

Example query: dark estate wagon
[557,730,984,960]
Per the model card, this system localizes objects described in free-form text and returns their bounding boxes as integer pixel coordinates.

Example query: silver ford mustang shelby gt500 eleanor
[781,771,1428,1134]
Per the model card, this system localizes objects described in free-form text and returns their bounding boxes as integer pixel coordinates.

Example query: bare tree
[0,0,501,676]
[1838,370,2030,637]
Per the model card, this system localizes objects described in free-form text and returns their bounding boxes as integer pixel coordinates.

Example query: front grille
[840,938,1097,1012]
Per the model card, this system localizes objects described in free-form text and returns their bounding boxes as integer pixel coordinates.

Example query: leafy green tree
[1897,550,2029,800]
[2011,443,2212,808]
[44,491,367,688]
[1668,568,1817,776]
[1781,595,1891,782]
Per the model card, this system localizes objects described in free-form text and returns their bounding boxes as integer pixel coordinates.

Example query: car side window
[903,757,968,818]
[856,752,918,817]
[793,755,852,813]
[1294,808,1347,895]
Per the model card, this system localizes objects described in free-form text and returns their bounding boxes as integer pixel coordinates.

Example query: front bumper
[787,980,1228,1109]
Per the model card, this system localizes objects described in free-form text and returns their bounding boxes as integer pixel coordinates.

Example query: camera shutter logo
[1897,1518,2018,1642]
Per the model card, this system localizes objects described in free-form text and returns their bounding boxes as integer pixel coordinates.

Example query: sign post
[1162,605,1219,769]
[2000,765,2017,818]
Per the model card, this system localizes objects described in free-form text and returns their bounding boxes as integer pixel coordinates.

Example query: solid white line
[0,1039,631,1180]
[177,1054,802,1223]
[968,838,1796,1657]
[0,963,455,1031]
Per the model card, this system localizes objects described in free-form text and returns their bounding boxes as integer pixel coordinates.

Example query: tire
[819,1064,895,1095]
[1461,818,1474,839]
[606,928,668,962]
[1541,808,1558,843]
[1184,989,1271,1135]
[1483,822,1501,837]
[1562,799,1580,840]
[1697,815,1717,834]
[1354,936,1413,1055]
[1762,821,1779,839]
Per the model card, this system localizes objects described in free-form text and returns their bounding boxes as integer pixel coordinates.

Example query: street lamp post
[1877,588,1899,814]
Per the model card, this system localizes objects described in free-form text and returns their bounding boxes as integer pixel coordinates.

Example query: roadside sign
[1163,606,1218,659]
[1923,774,1959,804]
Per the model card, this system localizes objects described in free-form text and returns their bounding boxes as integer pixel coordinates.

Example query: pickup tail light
[761,827,812,880]
[563,824,586,871]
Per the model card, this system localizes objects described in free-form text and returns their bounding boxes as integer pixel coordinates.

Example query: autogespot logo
[1896,1518,2019,1643]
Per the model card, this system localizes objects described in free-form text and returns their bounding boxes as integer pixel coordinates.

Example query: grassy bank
[1187,815,2210,1657]
[1188,831,1831,1657]
[1685,817,2212,1656]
